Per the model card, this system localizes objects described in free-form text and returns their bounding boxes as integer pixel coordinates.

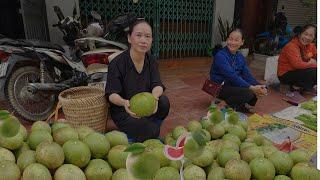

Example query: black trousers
[278,68,317,90]
[111,95,170,142]
[218,86,257,112]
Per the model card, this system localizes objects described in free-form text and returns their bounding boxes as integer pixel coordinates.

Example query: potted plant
[217,15,239,47]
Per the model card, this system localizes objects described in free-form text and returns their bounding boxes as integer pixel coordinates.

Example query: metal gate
[79,0,215,59]
[20,0,49,40]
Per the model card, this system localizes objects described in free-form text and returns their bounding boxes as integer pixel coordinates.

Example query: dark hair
[127,19,151,35]
[297,24,317,36]
[227,28,245,40]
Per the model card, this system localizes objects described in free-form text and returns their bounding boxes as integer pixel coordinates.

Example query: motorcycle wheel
[6,66,57,121]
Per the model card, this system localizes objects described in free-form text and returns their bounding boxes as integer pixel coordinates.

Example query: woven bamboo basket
[58,86,108,132]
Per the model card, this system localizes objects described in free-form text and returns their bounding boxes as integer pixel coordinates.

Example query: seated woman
[105,19,170,142]
[277,24,317,92]
[210,28,267,113]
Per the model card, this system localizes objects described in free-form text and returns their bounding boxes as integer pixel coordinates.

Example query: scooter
[0,6,133,121]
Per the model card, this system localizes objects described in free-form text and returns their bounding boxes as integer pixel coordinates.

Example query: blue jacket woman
[210,29,267,112]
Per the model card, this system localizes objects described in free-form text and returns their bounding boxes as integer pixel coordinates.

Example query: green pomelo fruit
[17,150,36,171]
[126,152,160,179]
[221,139,239,152]
[261,145,278,159]
[154,166,180,180]
[0,147,15,162]
[183,164,206,180]
[274,175,292,180]
[222,134,241,146]
[129,92,157,117]
[207,166,225,180]
[51,122,72,134]
[253,133,264,146]
[169,160,181,170]
[0,160,20,179]
[143,139,163,148]
[209,109,224,124]
[53,127,78,146]
[240,142,257,151]
[289,149,310,164]
[238,120,248,131]
[206,140,222,159]
[249,157,275,180]
[200,119,212,129]
[27,130,53,150]
[63,140,91,168]
[240,146,264,163]
[227,111,239,125]
[76,126,94,141]
[201,129,211,142]
[268,151,293,175]
[290,162,320,180]
[146,146,170,167]
[172,126,188,140]
[228,125,247,142]
[224,159,251,180]
[105,130,128,148]
[83,132,110,159]
[107,145,129,169]
[13,142,30,159]
[36,141,65,169]
[0,116,20,138]
[184,138,204,160]
[0,127,24,150]
[31,121,51,134]
[19,125,27,141]
[187,120,202,132]
[191,146,214,167]
[207,124,225,139]
[54,164,86,180]
[22,163,52,180]
[111,168,129,180]
[217,148,240,167]
[84,159,112,180]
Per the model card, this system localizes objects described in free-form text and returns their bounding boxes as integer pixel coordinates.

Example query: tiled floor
[0,56,313,137]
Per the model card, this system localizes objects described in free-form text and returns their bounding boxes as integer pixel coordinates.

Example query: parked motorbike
[0,6,134,121]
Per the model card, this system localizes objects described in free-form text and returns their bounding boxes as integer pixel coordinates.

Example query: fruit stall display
[295,100,317,131]
[0,105,319,180]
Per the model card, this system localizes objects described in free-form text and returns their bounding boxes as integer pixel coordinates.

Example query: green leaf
[192,130,206,146]
[124,143,146,154]
[0,115,20,137]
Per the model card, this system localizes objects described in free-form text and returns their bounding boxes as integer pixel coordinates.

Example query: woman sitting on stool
[210,28,267,113]
[277,24,317,93]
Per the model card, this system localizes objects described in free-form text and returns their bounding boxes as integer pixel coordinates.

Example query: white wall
[212,0,235,46]
[45,0,80,45]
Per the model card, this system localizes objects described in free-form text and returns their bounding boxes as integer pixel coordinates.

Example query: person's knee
[157,95,170,117]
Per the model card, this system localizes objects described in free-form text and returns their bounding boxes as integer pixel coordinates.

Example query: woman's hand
[250,85,268,97]
[123,100,140,118]
[152,95,159,115]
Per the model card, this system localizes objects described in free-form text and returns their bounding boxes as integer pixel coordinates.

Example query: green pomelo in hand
[129,92,157,117]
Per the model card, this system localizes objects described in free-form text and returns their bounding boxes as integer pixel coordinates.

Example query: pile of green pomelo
[0,92,319,180]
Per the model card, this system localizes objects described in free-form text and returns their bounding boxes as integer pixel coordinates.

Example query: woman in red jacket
[277,24,317,92]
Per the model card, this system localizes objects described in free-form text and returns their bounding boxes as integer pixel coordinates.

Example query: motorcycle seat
[0,37,65,52]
